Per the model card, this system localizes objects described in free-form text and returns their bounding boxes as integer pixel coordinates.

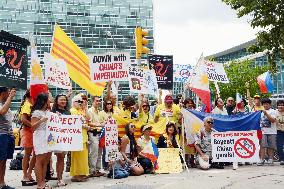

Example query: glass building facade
[0,0,154,110]
[207,39,284,99]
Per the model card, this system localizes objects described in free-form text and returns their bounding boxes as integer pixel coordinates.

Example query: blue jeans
[108,168,129,179]
[277,130,284,161]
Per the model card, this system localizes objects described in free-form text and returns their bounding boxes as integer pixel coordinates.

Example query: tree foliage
[210,60,269,100]
[222,0,284,71]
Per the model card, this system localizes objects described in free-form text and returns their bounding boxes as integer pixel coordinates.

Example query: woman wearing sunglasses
[138,94,154,125]
[193,117,224,170]
[120,123,144,176]
[69,95,92,182]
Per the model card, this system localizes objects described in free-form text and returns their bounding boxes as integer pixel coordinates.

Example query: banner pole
[181,117,189,173]
[214,81,220,98]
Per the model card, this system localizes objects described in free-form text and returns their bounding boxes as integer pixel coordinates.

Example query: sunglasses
[106,102,112,105]
[207,121,214,124]
[142,105,149,108]
[130,125,136,128]
[76,100,83,103]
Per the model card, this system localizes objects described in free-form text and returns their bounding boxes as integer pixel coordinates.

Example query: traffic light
[135,27,149,59]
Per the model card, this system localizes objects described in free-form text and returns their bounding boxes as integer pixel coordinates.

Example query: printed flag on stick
[189,56,211,112]
[30,40,48,103]
[257,71,274,94]
[50,24,106,96]
[236,93,242,109]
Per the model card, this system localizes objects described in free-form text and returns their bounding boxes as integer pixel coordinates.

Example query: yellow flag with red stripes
[50,24,106,96]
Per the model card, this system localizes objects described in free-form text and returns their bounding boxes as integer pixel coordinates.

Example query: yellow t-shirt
[154,104,181,124]
[20,100,32,115]
[139,111,154,125]
[70,107,88,143]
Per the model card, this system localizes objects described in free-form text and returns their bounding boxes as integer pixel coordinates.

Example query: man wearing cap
[154,95,181,125]
[251,95,264,112]
[0,87,16,189]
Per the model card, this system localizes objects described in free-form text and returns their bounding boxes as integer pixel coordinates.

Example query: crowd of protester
[0,84,284,189]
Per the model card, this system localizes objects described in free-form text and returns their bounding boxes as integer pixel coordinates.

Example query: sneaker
[0,185,15,189]
[267,159,274,165]
[280,161,284,165]
[257,159,265,166]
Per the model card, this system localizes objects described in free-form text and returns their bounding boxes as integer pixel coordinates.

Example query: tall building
[207,39,284,100]
[0,0,154,110]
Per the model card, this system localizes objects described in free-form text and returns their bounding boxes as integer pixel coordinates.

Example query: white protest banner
[128,66,158,96]
[105,118,119,162]
[43,53,72,90]
[46,112,83,151]
[89,52,129,82]
[204,60,229,83]
[211,131,260,162]
[173,64,193,83]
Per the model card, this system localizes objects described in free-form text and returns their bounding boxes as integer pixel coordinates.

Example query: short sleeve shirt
[260,108,277,134]
[31,110,48,131]
[154,104,181,124]
[20,100,32,116]
[0,102,13,135]
[193,129,212,157]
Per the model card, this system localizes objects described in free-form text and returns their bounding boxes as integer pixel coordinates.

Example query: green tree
[222,0,284,71]
[210,60,269,100]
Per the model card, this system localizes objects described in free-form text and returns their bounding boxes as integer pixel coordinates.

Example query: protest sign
[156,148,182,174]
[46,112,83,151]
[211,131,260,162]
[128,66,158,96]
[173,64,193,83]
[44,53,71,90]
[89,52,129,82]
[105,118,119,162]
[204,60,229,83]
[148,55,173,90]
[0,32,29,89]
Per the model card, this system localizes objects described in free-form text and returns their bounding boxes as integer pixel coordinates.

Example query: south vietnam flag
[50,24,106,96]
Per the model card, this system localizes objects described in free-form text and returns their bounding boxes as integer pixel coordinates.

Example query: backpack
[9,151,23,170]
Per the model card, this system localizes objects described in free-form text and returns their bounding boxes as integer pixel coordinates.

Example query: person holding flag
[137,125,159,174]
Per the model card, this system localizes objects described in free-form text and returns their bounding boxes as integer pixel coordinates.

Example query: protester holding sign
[51,94,70,187]
[194,117,224,170]
[0,87,16,189]
[19,89,36,186]
[30,93,52,189]
[258,98,277,166]
[120,123,144,176]
[70,95,90,182]
[157,122,179,148]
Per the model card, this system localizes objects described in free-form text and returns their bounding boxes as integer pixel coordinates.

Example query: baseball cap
[141,125,152,132]
[253,95,260,99]
[164,95,173,103]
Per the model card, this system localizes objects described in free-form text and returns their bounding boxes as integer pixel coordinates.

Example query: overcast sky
[153,0,259,65]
